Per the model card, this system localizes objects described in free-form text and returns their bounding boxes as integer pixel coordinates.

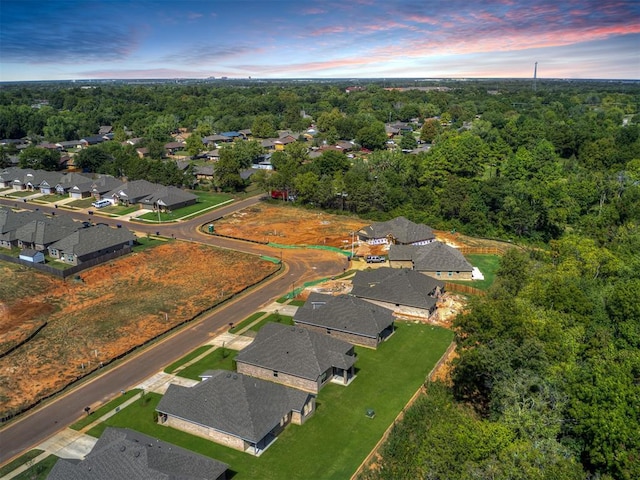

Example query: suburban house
[47,427,228,480]
[88,175,122,199]
[0,168,60,192]
[52,172,93,195]
[107,179,198,211]
[294,292,395,349]
[389,241,474,280]
[14,216,78,251]
[350,267,445,318]
[47,224,136,265]
[0,208,49,249]
[156,370,315,455]
[235,322,357,393]
[358,216,436,246]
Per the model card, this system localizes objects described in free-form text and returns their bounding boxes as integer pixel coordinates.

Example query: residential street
[0,195,346,465]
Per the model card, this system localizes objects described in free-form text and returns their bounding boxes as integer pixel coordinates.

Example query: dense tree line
[362,236,639,479]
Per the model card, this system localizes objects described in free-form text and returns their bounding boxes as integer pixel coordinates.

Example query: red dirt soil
[0,241,278,417]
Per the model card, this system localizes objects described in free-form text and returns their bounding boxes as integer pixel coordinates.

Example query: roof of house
[295,292,394,338]
[19,248,42,257]
[90,175,121,194]
[47,427,228,480]
[0,207,48,235]
[109,179,158,201]
[140,185,198,208]
[358,216,434,244]
[235,322,356,381]
[108,180,197,208]
[48,224,135,257]
[389,242,473,272]
[350,267,444,310]
[156,370,311,444]
[15,217,78,246]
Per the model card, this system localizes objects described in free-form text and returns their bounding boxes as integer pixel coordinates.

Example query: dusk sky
[1,0,639,81]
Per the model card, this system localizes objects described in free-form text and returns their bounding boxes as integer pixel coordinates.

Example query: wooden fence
[350,341,457,480]
[445,282,486,297]
[457,246,504,255]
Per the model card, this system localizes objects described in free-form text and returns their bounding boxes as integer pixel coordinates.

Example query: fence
[457,246,504,255]
[350,341,457,480]
[0,246,132,279]
[445,281,486,297]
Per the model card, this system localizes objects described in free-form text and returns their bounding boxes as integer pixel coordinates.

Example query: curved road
[0,195,348,464]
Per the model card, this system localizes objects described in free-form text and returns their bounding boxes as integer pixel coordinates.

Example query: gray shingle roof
[107,179,197,208]
[47,427,228,480]
[295,292,394,338]
[0,208,48,235]
[156,370,311,444]
[15,216,77,246]
[48,224,135,258]
[358,216,434,244]
[389,242,472,272]
[235,323,356,380]
[108,179,158,202]
[140,185,197,209]
[350,267,444,310]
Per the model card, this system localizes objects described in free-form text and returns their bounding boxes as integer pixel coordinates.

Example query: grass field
[69,389,142,431]
[0,450,44,477]
[246,314,293,332]
[174,347,237,380]
[229,312,265,333]
[136,191,232,222]
[9,455,57,480]
[163,345,212,373]
[456,253,501,290]
[87,322,453,479]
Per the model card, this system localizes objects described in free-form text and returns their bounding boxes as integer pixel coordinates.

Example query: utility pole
[533,62,538,92]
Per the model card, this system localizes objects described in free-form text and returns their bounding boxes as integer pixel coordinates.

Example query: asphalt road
[0,195,347,464]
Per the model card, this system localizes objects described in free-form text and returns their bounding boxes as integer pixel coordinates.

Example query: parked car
[366,255,386,263]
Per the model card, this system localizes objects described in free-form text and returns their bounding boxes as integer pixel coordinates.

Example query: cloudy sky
[1,0,639,81]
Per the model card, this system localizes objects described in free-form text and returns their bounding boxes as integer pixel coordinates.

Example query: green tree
[74,146,113,172]
[356,120,387,150]
[18,146,61,171]
[185,133,203,157]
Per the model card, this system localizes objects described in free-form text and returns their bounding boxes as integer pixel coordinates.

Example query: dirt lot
[0,241,278,417]
[214,203,513,255]
[214,203,369,249]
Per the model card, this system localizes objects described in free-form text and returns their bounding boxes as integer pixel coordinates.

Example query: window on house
[436,271,441,276]
[326,329,331,334]
[448,271,453,277]
[273,371,278,377]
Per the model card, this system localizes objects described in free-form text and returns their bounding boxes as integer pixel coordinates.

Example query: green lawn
[163,345,212,374]
[247,314,293,333]
[0,449,44,477]
[449,254,501,291]
[10,455,58,480]
[69,389,142,430]
[100,204,139,216]
[66,198,94,208]
[7,190,35,198]
[89,322,453,479]
[32,194,67,203]
[136,191,232,222]
[175,348,237,380]
[229,312,265,333]
[131,235,170,252]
